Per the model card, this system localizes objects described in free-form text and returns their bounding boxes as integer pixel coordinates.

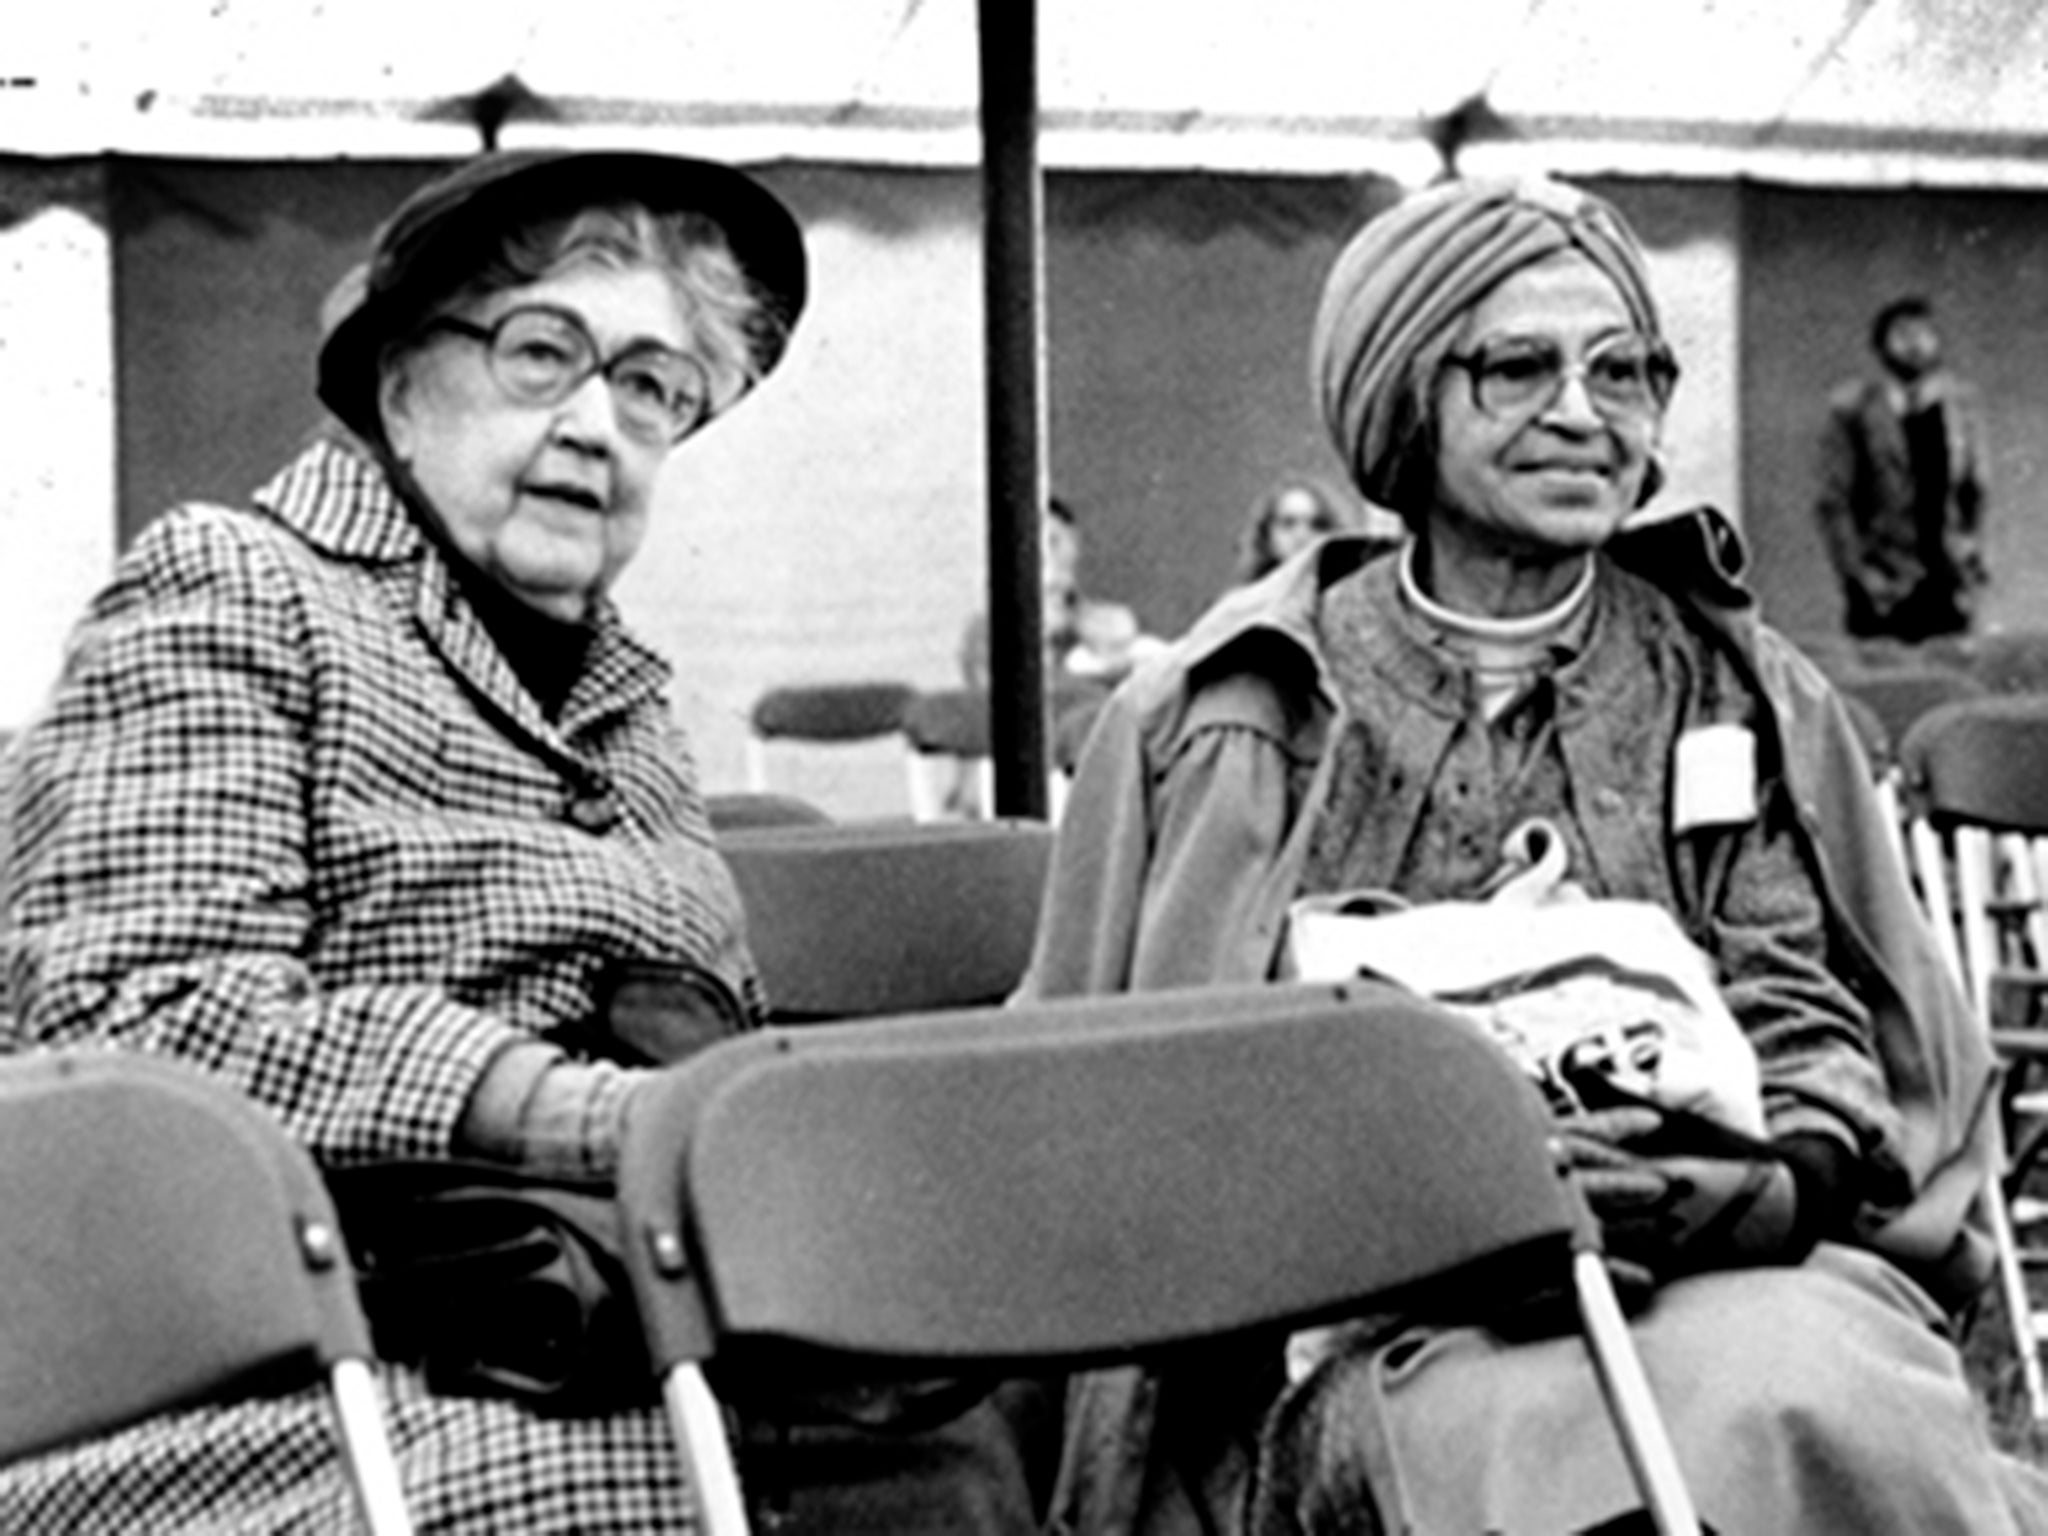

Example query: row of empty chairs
[1794,629,2048,780]
[743,679,1109,822]
[1793,629,2048,701]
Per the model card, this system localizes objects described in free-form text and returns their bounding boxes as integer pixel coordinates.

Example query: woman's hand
[1552,1105,1801,1282]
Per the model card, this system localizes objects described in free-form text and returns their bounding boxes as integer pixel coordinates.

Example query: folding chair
[0,1050,413,1534]
[705,790,833,834]
[1963,630,2048,698]
[717,817,1054,1020]
[898,687,990,822]
[743,681,916,798]
[1834,662,1986,753]
[1897,693,2048,1424]
[616,980,1703,1536]
[900,684,1106,821]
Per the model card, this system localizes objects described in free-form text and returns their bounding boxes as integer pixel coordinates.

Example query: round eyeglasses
[426,304,715,444]
[1442,335,1678,421]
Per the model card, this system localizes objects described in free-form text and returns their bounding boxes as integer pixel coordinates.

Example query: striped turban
[1311,175,1666,513]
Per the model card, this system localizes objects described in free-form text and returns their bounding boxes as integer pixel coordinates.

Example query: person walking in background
[1815,295,1991,643]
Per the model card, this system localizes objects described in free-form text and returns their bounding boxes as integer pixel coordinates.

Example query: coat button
[565,791,624,834]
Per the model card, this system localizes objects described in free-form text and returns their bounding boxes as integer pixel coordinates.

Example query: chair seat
[717,818,1053,1020]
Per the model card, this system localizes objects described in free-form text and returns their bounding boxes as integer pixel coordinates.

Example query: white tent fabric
[9,0,2048,186]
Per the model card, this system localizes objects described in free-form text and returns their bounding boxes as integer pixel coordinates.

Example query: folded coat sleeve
[2,509,519,1165]
[1021,667,1308,999]
[1017,684,1154,998]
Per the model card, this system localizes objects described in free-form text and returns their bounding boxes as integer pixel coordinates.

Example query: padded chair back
[743,682,916,798]
[704,791,833,833]
[1901,695,2048,835]
[0,1050,413,1532]
[1835,664,1987,751]
[1968,630,2048,697]
[618,982,1700,1535]
[900,684,1107,821]
[749,682,916,744]
[1898,695,2048,1033]
[718,818,1054,1020]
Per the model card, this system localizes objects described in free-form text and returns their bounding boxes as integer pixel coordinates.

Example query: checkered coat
[0,438,760,1531]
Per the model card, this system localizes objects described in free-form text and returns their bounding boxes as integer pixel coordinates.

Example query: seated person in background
[1023,173,2046,1535]
[0,147,1047,1534]
[1231,475,1401,585]
[961,493,1166,691]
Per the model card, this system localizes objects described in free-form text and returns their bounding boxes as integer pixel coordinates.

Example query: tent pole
[978,0,1049,819]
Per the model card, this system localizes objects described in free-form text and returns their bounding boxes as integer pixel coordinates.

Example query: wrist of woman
[1774,1131,1863,1255]
[459,1042,641,1185]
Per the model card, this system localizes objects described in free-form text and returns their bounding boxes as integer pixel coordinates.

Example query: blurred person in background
[961,493,1166,690]
[1815,295,1991,645]
[1232,475,1400,585]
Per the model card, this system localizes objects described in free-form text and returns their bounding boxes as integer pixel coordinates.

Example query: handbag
[326,960,752,1414]
[329,1158,654,1415]
[1287,817,1766,1138]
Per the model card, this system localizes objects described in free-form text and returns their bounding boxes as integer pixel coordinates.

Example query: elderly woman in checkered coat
[0,152,1043,1533]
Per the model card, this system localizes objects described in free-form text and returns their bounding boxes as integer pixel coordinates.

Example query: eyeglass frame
[1440,333,1679,423]
[420,303,717,445]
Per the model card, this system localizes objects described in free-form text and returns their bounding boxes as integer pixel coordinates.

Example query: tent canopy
[12,0,2048,187]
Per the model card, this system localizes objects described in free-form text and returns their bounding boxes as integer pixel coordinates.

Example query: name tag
[1672,723,1757,832]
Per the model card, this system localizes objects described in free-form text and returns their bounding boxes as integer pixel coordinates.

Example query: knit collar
[1396,541,1596,644]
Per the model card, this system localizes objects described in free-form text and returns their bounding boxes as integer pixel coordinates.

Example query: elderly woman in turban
[1023,176,2047,1533]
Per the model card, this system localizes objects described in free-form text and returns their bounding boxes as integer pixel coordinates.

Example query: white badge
[1672,722,1757,832]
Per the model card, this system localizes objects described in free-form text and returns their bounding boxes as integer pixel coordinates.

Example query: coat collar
[1165,502,1757,698]
[250,435,673,749]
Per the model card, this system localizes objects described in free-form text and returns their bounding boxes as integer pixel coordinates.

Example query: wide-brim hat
[317,147,807,444]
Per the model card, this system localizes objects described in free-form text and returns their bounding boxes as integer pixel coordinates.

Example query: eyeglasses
[1442,335,1677,421]
[425,304,715,444]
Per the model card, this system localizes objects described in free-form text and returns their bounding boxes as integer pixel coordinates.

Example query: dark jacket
[1815,371,1989,634]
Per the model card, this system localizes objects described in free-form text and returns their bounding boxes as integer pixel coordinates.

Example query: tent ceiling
[10,0,2048,186]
